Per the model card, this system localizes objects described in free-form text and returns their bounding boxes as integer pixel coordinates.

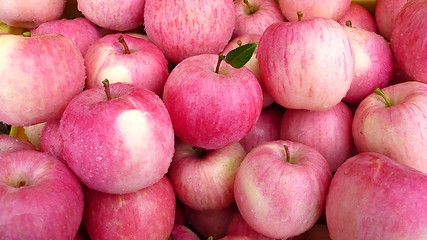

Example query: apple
[0,134,35,152]
[84,176,176,240]
[326,152,427,240]
[352,81,427,174]
[30,17,102,56]
[257,16,355,111]
[342,22,394,104]
[233,0,284,37]
[144,0,235,64]
[337,3,378,33]
[390,0,427,84]
[239,105,283,153]
[60,81,175,194]
[234,140,332,239]
[0,33,86,127]
[77,0,145,31]
[280,102,354,173]
[0,150,84,239]
[227,211,282,240]
[39,119,64,163]
[221,34,275,108]
[162,53,262,150]
[84,33,169,96]
[375,0,408,41]
[170,224,201,240]
[0,0,65,28]
[278,0,351,21]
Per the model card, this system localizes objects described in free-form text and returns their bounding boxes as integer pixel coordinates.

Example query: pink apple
[280,102,354,173]
[337,3,378,33]
[352,81,427,174]
[84,33,169,96]
[0,150,84,239]
[170,224,201,240]
[39,119,64,162]
[84,176,176,240]
[163,53,262,150]
[234,140,332,239]
[278,0,351,21]
[0,33,85,126]
[144,0,235,64]
[0,0,65,28]
[239,105,283,153]
[222,34,275,108]
[257,17,355,111]
[375,0,408,41]
[77,0,145,31]
[0,134,35,152]
[233,0,284,37]
[326,152,427,240]
[390,0,427,83]
[30,17,102,56]
[342,24,394,104]
[227,211,281,240]
[168,139,245,210]
[60,82,175,194]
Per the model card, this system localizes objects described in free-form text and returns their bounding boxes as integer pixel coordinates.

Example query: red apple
[234,140,332,239]
[0,134,35,152]
[337,3,378,33]
[326,152,427,240]
[163,53,262,150]
[170,224,200,240]
[375,0,408,41]
[39,119,64,162]
[84,176,176,240]
[0,150,84,239]
[227,211,280,240]
[60,82,175,194]
[278,0,351,21]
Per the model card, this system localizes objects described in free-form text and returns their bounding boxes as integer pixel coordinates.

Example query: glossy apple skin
[84,176,176,240]
[0,135,35,152]
[257,18,354,111]
[0,150,84,239]
[352,81,427,174]
[60,82,175,194]
[168,140,245,210]
[222,34,274,108]
[233,0,284,37]
[278,0,351,21]
[375,0,408,41]
[84,33,169,96]
[234,140,332,239]
[163,54,262,150]
[326,152,427,240]
[0,33,85,126]
[337,3,378,33]
[30,17,102,56]
[280,102,354,173]
[390,0,427,83]
[39,119,64,163]
[77,0,145,31]
[170,224,200,240]
[144,0,235,64]
[0,0,65,28]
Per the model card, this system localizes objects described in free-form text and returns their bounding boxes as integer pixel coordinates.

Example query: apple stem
[215,54,226,74]
[244,0,255,14]
[297,11,303,21]
[193,147,208,158]
[374,87,392,107]
[117,35,131,54]
[23,32,31,37]
[284,144,291,163]
[346,20,353,28]
[102,79,112,100]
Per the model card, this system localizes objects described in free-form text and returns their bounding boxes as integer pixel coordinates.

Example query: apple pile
[0,0,426,239]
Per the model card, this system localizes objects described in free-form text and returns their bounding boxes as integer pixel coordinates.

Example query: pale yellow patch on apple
[98,65,131,84]
[238,169,270,221]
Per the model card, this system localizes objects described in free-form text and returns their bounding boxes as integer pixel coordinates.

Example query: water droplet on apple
[370,54,379,63]
[355,71,361,77]
[96,156,103,162]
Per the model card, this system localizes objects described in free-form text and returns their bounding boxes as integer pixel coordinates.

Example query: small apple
[0,134,35,152]
[337,3,378,33]
[39,119,64,163]
[170,224,201,240]
[375,0,408,41]
[278,0,351,21]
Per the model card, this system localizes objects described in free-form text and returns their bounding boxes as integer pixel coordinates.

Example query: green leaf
[224,42,258,69]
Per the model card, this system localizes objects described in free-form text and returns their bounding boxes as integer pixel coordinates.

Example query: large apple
[60,81,175,194]
[84,176,176,240]
[326,152,427,240]
[257,16,354,111]
[84,33,169,96]
[278,0,351,21]
[163,53,262,150]
[0,33,86,126]
[0,150,84,239]
[144,0,235,64]
[234,140,332,239]
[352,81,427,174]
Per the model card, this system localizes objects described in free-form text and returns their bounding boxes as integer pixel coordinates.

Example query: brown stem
[297,11,303,21]
[284,144,291,163]
[346,20,353,28]
[117,35,131,54]
[102,79,112,100]
[244,0,255,14]
[215,54,225,74]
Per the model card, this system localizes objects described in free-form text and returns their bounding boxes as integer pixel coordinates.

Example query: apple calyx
[117,35,131,54]
[346,20,353,28]
[215,42,258,74]
[244,0,257,14]
[374,87,393,107]
[207,237,214,240]
[102,79,112,100]
[23,32,31,37]
[297,11,303,21]
[193,146,208,158]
